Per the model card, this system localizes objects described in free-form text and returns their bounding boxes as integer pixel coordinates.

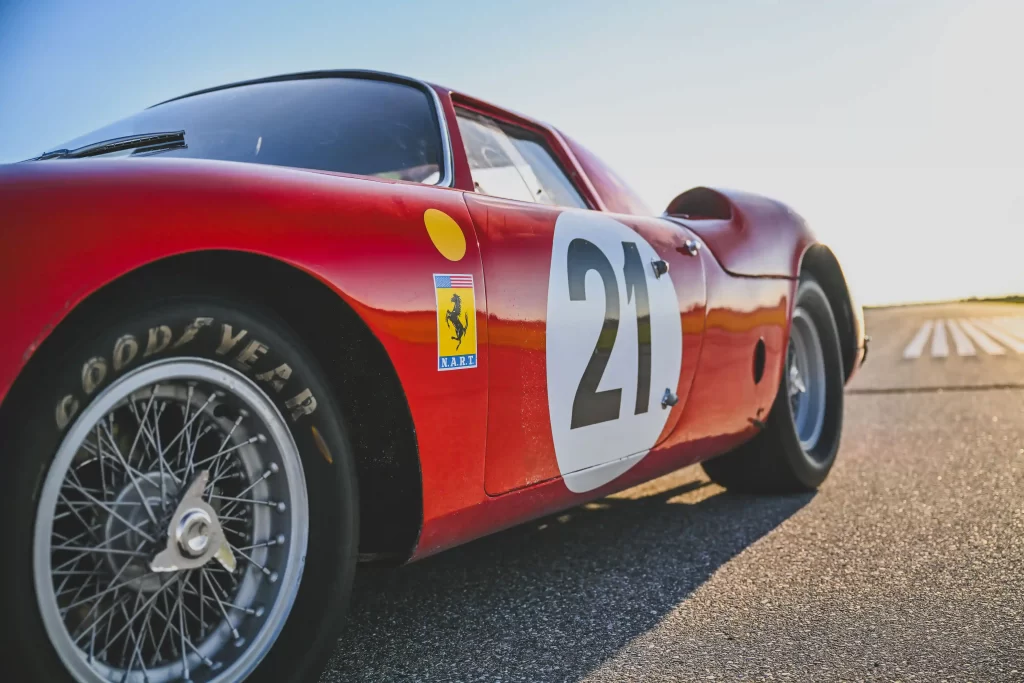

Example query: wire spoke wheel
[34,358,309,683]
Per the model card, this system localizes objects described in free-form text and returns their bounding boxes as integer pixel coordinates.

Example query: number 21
[566,238,652,429]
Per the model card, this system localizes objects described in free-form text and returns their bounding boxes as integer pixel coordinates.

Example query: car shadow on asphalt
[320,467,813,682]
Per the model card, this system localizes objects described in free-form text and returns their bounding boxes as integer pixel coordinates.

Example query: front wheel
[2,296,358,682]
[701,276,845,492]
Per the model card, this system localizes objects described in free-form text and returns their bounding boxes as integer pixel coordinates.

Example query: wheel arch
[798,243,861,382]
[4,249,423,563]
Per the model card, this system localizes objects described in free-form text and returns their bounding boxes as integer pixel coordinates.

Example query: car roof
[151,69,439,108]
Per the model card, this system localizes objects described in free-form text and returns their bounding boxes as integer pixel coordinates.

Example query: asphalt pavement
[320,302,1024,682]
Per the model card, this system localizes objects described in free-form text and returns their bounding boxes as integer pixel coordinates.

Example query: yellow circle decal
[424,208,467,262]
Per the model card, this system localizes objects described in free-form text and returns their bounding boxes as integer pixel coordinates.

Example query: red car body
[0,70,865,563]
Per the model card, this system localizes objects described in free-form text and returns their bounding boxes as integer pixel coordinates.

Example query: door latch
[680,239,701,256]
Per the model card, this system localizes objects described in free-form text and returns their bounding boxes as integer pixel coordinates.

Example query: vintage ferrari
[0,70,866,682]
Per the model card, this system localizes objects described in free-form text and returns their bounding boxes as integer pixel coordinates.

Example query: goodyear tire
[0,293,358,683]
[701,275,844,493]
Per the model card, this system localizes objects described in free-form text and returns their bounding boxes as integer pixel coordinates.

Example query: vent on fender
[664,187,733,221]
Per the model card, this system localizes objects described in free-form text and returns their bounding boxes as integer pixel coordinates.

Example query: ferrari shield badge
[434,274,477,370]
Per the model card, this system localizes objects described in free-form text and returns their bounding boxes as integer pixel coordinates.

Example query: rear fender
[664,187,864,380]
[664,186,815,278]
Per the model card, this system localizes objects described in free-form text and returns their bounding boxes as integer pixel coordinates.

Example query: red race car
[0,70,866,683]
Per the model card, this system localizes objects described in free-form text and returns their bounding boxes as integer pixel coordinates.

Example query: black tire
[701,276,845,493]
[0,292,358,683]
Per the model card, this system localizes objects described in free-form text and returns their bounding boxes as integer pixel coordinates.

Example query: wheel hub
[788,306,828,452]
[177,507,213,557]
[103,472,179,592]
[150,469,236,574]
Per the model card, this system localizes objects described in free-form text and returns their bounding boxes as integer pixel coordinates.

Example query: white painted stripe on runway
[957,319,1006,355]
[970,319,1024,353]
[945,319,976,356]
[902,320,934,359]
[993,317,1024,342]
[931,319,949,357]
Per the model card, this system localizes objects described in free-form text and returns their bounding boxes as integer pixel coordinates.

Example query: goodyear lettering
[285,388,317,422]
[256,363,292,393]
[54,315,320,429]
[235,340,269,370]
[55,394,80,430]
[112,334,139,371]
[217,324,247,355]
[81,356,108,395]
[143,325,173,357]
[173,317,214,349]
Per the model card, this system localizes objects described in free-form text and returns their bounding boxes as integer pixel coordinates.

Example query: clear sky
[2,0,1021,305]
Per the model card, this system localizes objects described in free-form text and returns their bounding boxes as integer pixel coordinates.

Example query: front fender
[0,158,478,400]
[0,158,493,559]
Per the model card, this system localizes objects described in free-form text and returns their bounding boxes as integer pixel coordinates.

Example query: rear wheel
[701,276,845,492]
[1,296,358,682]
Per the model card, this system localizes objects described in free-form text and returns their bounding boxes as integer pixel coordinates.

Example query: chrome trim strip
[149,69,455,188]
[422,79,455,188]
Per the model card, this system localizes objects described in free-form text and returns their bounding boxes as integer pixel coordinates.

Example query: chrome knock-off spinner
[150,469,237,573]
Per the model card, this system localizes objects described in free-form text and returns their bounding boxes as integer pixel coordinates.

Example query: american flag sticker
[434,274,478,371]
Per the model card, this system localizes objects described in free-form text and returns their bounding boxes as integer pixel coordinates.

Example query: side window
[455,109,588,209]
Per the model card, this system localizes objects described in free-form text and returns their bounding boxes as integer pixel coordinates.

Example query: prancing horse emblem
[445,293,469,350]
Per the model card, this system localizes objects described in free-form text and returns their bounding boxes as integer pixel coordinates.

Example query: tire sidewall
[3,295,357,683]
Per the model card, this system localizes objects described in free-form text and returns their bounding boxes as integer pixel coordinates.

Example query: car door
[454,108,707,495]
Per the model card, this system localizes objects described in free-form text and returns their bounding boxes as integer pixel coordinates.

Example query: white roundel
[546,211,682,493]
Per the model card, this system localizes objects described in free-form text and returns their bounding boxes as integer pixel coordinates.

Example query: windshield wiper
[35,130,186,160]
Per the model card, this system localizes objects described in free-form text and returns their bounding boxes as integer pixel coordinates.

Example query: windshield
[51,76,445,183]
